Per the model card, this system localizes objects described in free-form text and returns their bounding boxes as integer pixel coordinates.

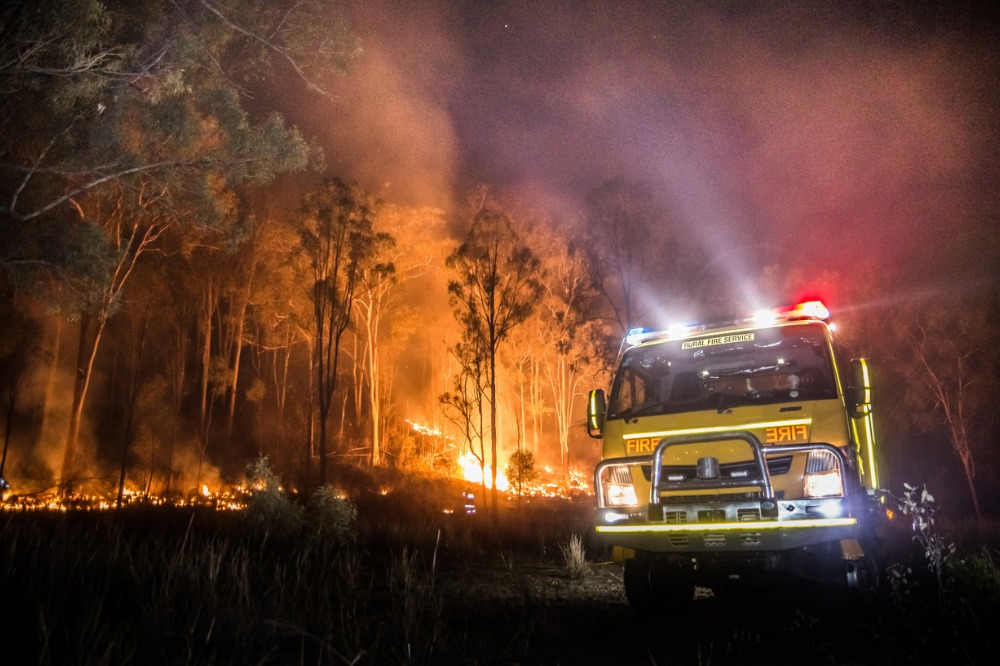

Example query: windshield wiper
[625,401,669,419]
[717,392,773,413]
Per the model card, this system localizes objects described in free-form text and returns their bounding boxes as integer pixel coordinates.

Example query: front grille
[697,509,726,523]
[697,532,764,548]
[642,455,793,482]
[667,492,762,502]
[703,534,726,547]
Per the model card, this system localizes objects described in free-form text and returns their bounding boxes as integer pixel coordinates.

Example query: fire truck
[586,301,885,611]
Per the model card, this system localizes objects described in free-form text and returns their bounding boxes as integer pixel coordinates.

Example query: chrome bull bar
[649,431,847,506]
[594,431,850,510]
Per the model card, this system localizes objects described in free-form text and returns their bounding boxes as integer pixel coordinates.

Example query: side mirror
[849,358,873,416]
[587,389,606,438]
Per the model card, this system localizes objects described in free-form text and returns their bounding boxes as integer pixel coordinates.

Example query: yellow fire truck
[586,301,885,611]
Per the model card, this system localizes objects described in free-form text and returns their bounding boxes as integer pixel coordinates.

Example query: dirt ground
[433,549,875,665]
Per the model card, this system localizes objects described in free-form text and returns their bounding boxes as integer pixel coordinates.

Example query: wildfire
[406,419,446,438]
[457,452,509,491]
[0,482,249,512]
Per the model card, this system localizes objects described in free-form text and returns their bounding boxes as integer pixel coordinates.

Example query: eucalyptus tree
[439,337,490,503]
[0,0,359,490]
[297,178,380,488]
[536,232,605,468]
[447,197,544,513]
[892,297,998,518]
[352,204,444,466]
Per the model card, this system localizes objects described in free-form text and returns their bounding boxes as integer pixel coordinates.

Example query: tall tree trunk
[61,312,107,492]
[530,358,541,456]
[950,419,980,518]
[489,351,498,517]
[38,315,63,451]
[226,297,249,436]
[199,279,215,430]
[366,313,382,467]
[1,377,16,484]
[117,314,148,509]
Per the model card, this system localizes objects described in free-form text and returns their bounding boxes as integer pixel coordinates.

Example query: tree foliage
[0,0,359,490]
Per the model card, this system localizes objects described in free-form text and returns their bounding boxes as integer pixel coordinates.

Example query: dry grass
[3,472,1000,664]
[560,533,589,579]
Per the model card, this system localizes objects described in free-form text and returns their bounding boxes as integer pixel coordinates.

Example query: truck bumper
[594,497,862,553]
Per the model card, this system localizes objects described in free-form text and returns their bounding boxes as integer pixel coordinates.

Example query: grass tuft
[560,533,589,579]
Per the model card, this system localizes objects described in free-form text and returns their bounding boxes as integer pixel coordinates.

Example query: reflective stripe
[596,517,856,534]
[624,419,812,442]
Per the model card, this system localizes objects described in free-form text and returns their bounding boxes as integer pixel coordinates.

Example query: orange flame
[457,452,509,491]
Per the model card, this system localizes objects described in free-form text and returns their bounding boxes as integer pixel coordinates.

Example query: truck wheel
[623,552,694,615]
[817,547,881,613]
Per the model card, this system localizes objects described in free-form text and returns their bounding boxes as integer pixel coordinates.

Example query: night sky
[289,0,999,303]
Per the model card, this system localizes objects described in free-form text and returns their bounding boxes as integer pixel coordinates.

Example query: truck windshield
[607,323,837,420]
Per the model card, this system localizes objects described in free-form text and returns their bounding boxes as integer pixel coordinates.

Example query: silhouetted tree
[581,177,682,337]
[440,338,490,503]
[894,298,997,518]
[447,196,543,514]
[298,178,379,487]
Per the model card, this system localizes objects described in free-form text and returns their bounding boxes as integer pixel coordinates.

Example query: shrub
[310,484,358,543]
[243,456,303,538]
[506,450,538,497]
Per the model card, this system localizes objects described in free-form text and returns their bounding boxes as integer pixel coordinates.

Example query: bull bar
[593,431,863,553]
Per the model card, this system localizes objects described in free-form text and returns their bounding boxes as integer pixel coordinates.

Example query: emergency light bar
[776,300,830,320]
[625,300,831,348]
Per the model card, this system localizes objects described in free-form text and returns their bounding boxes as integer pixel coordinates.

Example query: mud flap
[611,545,635,563]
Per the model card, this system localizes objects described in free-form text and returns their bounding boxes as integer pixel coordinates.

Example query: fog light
[807,502,844,518]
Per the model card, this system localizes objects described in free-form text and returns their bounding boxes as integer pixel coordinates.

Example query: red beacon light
[752,300,830,326]
[789,300,830,320]
[772,301,830,321]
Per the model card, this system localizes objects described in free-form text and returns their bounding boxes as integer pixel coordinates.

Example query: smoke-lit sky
[292,0,999,297]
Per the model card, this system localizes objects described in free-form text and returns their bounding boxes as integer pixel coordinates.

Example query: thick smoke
[314,1,998,293]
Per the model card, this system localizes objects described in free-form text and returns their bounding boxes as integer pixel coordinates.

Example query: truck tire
[816,540,882,613]
[623,552,695,615]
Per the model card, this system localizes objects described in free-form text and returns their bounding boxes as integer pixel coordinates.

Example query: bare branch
[199,0,330,97]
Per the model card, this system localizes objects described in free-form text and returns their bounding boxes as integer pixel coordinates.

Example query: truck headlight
[600,465,638,507]
[606,483,638,507]
[803,450,843,498]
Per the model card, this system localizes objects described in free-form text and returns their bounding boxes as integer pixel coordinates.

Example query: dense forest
[1,0,998,519]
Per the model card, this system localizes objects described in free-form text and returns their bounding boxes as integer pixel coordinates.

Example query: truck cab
[586,301,885,611]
